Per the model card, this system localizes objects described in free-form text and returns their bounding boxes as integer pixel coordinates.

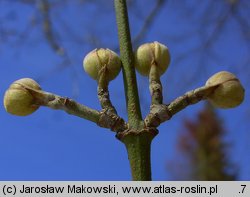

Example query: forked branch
[145,85,219,127]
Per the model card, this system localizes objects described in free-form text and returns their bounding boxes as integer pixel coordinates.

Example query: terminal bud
[205,71,244,108]
[83,48,121,82]
[134,41,170,76]
[4,78,41,116]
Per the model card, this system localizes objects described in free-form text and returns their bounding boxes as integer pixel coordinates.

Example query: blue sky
[0,0,249,180]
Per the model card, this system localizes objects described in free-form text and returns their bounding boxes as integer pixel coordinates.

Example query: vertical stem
[114,0,155,181]
[114,0,142,128]
[122,134,152,180]
[117,128,158,181]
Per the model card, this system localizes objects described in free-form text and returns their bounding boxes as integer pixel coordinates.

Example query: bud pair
[83,42,170,80]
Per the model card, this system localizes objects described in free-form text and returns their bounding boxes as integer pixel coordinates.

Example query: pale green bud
[4,78,41,116]
[205,71,244,108]
[134,41,170,76]
[83,48,121,81]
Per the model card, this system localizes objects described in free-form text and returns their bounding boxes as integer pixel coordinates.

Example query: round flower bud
[83,48,121,81]
[134,41,170,76]
[205,71,244,108]
[3,78,41,116]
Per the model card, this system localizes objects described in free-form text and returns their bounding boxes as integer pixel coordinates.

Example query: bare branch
[149,62,163,105]
[97,65,117,114]
[16,84,128,133]
[31,89,101,123]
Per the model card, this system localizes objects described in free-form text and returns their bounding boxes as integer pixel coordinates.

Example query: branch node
[116,127,158,141]
[97,109,127,132]
[145,104,171,127]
